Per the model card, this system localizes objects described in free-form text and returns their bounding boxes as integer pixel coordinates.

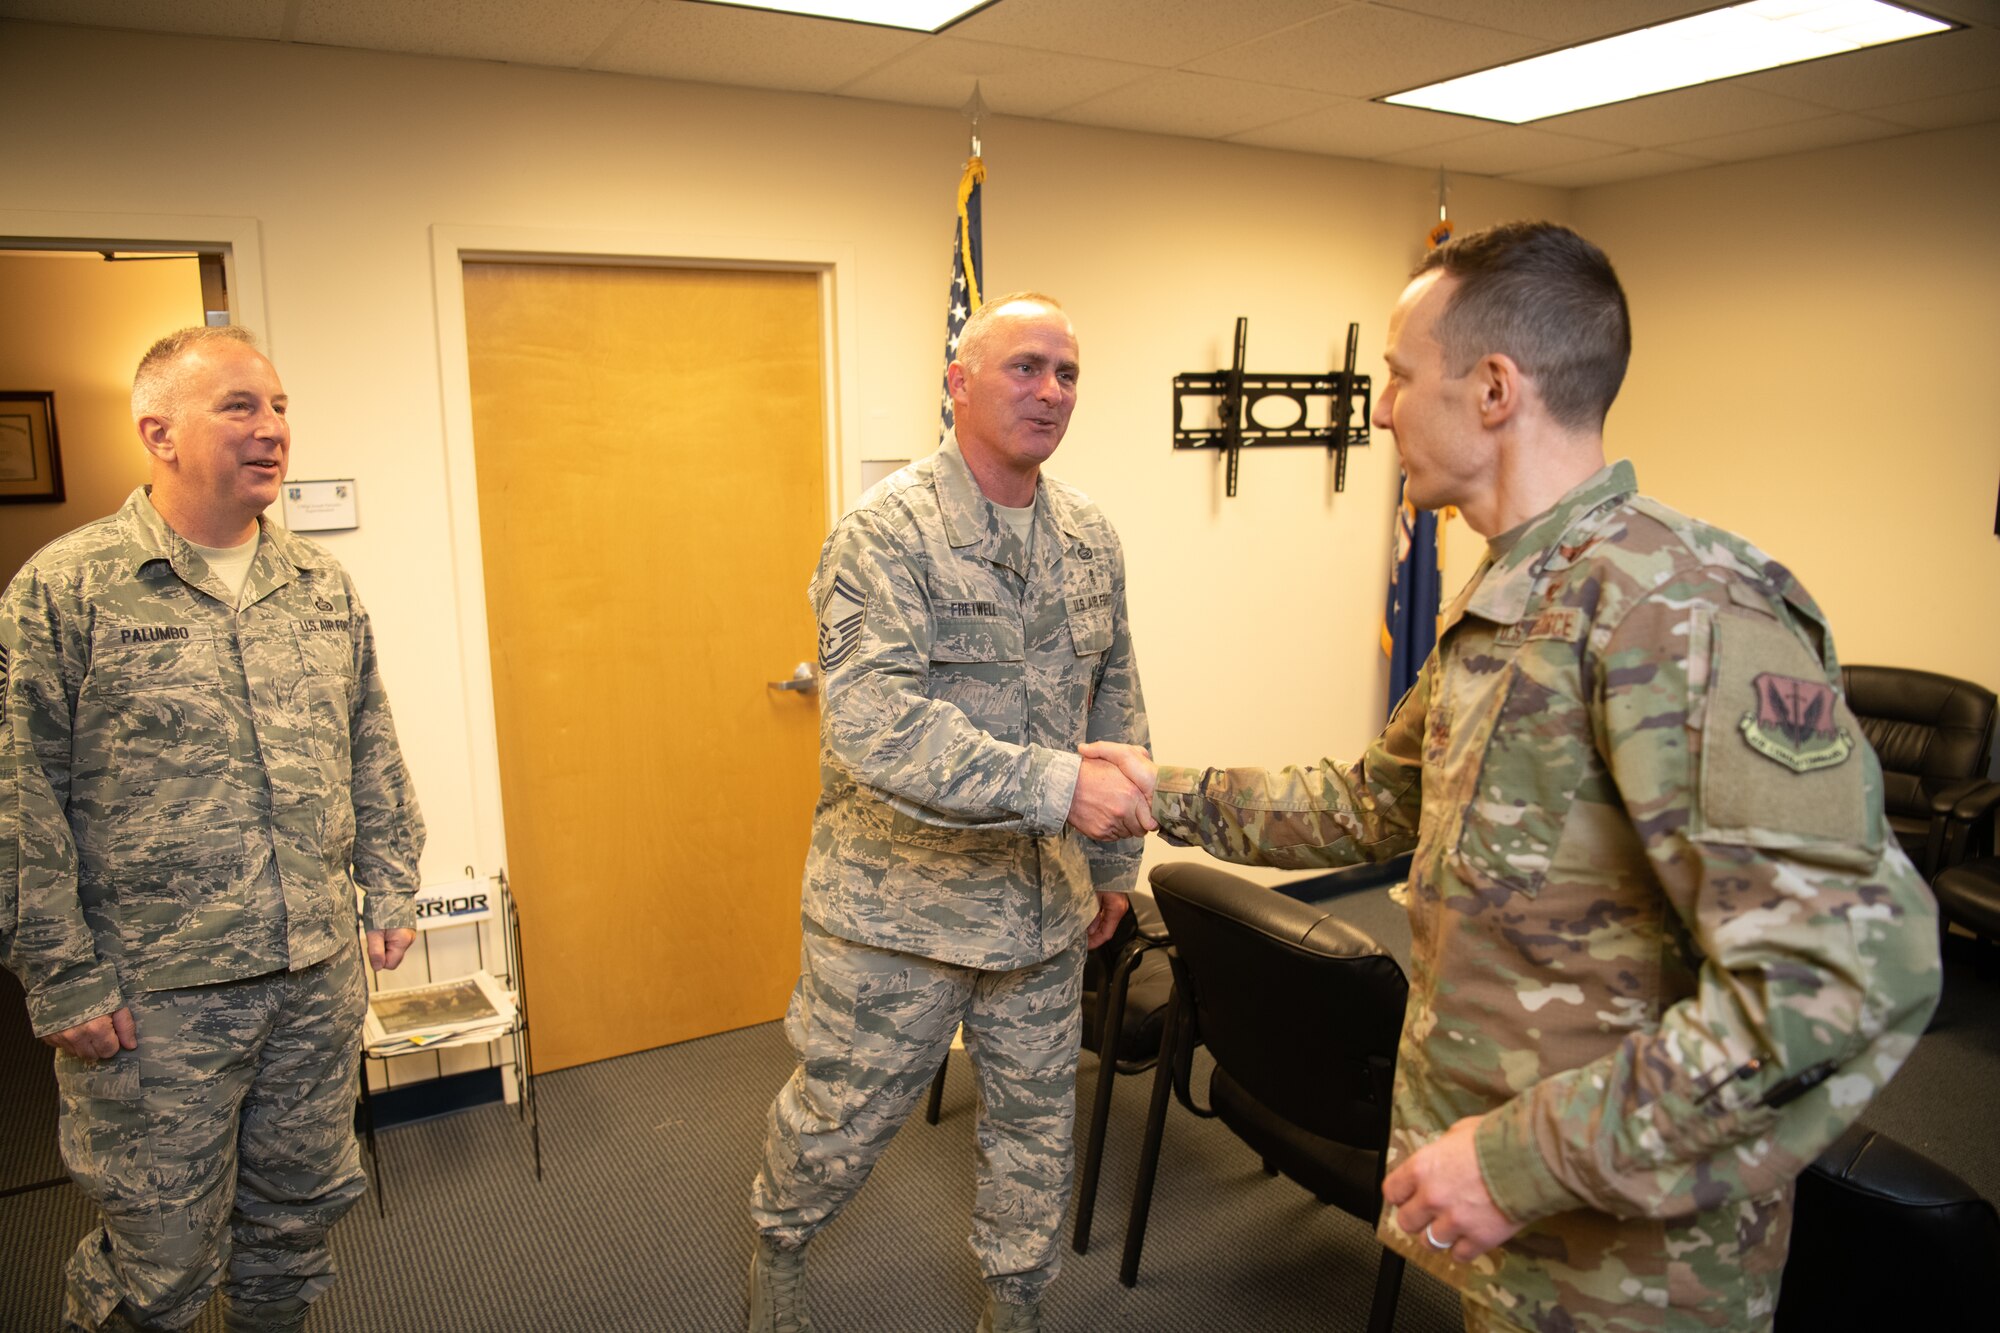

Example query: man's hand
[1086,891,1130,950]
[1067,756,1156,840]
[1380,1115,1523,1264]
[45,1007,138,1062]
[1080,736,1160,800]
[367,928,418,971]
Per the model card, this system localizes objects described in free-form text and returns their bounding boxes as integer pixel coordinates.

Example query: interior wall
[0,20,1567,899]
[1573,122,2000,700]
[0,251,202,585]
[5,20,1988,918]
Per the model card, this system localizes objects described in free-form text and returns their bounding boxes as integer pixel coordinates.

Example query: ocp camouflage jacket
[1153,460,1940,1331]
[803,437,1148,970]
[1,488,425,1036]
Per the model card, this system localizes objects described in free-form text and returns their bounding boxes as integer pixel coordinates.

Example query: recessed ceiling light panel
[1381,1,1954,124]
[696,1,990,33]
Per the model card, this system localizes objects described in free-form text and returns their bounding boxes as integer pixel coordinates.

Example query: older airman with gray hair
[1,325,424,1331]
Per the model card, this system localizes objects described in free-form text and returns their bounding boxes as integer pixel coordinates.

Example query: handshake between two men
[1062,742,1162,949]
[1065,742,1160,843]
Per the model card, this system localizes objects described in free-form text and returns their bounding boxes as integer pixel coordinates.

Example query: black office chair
[1774,1124,1998,1328]
[1120,862,1410,1333]
[1839,665,1996,876]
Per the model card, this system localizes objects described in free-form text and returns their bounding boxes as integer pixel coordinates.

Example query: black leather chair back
[1775,1125,1997,1328]
[1150,862,1408,1156]
[1841,665,1996,860]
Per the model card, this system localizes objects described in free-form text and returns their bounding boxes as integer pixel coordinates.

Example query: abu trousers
[56,945,369,1331]
[751,919,1086,1305]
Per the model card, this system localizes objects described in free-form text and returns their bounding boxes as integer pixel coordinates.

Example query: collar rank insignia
[1739,672,1854,773]
[817,574,866,671]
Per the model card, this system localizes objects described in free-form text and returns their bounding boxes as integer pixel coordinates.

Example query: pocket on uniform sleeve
[1694,609,1881,868]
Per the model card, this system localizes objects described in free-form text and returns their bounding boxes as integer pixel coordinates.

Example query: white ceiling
[6,0,1998,185]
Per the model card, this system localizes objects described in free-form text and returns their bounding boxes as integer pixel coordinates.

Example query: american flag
[940,155,985,436]
[1382,476,1445,719]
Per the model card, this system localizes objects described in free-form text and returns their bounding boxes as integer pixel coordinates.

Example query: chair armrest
[1926,778,2000,876]
[1949,779,2000,823]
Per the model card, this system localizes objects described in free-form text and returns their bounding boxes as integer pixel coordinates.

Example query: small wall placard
[282,478,359,532]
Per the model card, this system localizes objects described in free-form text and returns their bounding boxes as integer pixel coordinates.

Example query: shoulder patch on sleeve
[816,574,866,671]
[1695,608,1877,863]
[1740,673,1854,773]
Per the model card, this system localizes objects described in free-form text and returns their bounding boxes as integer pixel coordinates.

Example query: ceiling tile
[589,2,923,91]
[1533,82,1828,149]
[1503,147,1712,187]
[950,0,1341,70]
[0,0,287,38]
[1382,126,1620,175]
[1055,71,1333,139]
[836,36,1152,117]
[1664,112,1911,161]
[1366,0,1715,43]
[1186,4,1548,100]
[1910,1,2000,24]
[294,0,640,66]
[1227,96,1481,158]
[1734,26,2000,111]
[1865,84,2000,129]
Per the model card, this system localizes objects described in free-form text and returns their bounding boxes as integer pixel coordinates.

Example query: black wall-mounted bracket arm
[1172,318,1371,498]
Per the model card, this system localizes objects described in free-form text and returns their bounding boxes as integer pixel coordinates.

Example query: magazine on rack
[364,968,517,1056]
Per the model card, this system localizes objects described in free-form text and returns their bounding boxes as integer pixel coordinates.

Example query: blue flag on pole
[1382,475,1443,717]
[940,155,984,436]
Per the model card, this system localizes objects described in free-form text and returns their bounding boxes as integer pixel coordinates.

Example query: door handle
[769,662,817,693]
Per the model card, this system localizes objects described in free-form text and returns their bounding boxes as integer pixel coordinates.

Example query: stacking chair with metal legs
[1120,862,1411,1333]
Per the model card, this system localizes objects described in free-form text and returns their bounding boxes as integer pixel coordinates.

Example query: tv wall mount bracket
[1172,318,1371,497]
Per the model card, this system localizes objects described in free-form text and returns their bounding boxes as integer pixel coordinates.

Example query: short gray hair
[131,325,261,422]
[954,291,1070,373]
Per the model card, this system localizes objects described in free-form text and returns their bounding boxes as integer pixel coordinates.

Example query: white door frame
[428,223,857,884]
[0,209,270,339]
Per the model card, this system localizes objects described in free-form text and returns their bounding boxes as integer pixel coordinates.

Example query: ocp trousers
[751,919,1086,1305]
[56,945,369,1331]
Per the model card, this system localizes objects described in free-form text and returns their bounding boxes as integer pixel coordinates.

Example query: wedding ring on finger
[1425,1223,1452,1251]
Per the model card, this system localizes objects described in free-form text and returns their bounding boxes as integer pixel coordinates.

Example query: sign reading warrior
[412,878,495,929]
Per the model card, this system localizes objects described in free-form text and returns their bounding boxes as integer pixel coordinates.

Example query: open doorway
[0,240,221,1197]
[0,246,215,585]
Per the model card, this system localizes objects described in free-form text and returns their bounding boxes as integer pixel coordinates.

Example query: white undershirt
[186,531,260,606]
[994,500,1035,555]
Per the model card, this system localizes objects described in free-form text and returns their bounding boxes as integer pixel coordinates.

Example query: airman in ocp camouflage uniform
[0,327,424,1332]
[750,294,1150,1333]
[1089,224,1941,1333]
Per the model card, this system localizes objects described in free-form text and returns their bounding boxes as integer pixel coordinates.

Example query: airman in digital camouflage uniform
[749,293,1150,1333]
[1084,223,1941,1333]
[0,326,425,1332]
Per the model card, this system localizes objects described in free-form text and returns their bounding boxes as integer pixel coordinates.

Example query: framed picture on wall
[0,391,65,504]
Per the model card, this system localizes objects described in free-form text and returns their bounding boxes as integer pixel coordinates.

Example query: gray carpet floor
[2,889,1994,1333]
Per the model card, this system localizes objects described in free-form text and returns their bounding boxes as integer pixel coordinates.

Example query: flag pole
[941,87,987,438]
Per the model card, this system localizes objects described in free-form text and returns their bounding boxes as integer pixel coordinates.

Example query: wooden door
[463,263,825,1071]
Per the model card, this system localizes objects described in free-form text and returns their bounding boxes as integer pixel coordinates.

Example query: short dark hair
[1416,222,1630,430]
